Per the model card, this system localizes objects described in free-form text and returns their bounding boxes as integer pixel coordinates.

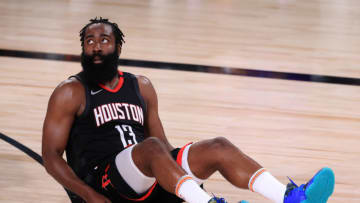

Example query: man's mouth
[93,55,103,64]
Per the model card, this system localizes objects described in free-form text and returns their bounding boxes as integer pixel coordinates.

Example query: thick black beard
[81,49,119,85]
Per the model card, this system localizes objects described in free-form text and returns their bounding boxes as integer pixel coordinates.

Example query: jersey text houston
[93,102,144,126]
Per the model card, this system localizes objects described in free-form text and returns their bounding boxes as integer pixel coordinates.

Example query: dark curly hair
[79,17,125,48]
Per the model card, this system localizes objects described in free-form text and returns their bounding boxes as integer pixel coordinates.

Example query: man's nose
[93,42,102,52]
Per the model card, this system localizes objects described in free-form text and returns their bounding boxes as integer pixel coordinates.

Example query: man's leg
[185,137,334,203]
[130,137,214,203]
[184,137,286,202]
[186,137,263,188]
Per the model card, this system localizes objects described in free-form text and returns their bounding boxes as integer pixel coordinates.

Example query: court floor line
[0,132,75,201]
[1,48,360,86]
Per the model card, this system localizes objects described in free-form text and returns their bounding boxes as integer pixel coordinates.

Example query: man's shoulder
[57,77,83,91]
[134,75,152,87]
[50,77,85,102]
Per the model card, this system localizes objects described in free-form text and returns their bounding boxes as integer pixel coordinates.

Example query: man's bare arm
[42,79,110,202]
[137,75,174,151]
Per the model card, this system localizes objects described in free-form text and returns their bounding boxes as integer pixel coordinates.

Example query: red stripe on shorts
[176,142,192,166]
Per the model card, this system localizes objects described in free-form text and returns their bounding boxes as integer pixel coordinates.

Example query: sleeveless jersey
[66,71,147,178]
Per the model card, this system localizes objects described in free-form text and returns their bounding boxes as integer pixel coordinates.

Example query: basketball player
[42,17,335,203]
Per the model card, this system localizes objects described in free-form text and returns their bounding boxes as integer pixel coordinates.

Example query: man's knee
[140,137,168,156]
[132,137,170,176]
[209,137,239,154]
[211,137,233,148]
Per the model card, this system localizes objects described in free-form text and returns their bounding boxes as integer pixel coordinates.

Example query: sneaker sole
[303,167,335,203]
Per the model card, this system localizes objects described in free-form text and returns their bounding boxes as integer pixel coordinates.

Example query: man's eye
[87,39,94,44]
[102,38,109,43]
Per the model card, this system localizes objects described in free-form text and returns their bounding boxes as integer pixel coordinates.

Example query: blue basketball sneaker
[208,196,227,203]
[284,167,335,203]
[208,196,250,203]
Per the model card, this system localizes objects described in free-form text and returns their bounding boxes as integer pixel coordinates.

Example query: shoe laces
[209,196,227,203]
[285,177,300,197]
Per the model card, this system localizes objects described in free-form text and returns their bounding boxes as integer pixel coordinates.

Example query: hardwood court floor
[1,56,359,202]
[1,0,360,203]
[1,0,360,77]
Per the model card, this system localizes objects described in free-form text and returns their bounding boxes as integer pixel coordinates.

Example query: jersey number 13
[115,125,138,148]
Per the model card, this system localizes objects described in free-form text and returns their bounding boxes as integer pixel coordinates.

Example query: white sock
[176,175,212,203]
[248,168,286,203]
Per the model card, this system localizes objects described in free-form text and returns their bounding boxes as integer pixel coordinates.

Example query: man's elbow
[42,151,60,174]
[42,152,52,173]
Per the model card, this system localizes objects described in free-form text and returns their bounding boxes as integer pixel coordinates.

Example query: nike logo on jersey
[91,89,103,95]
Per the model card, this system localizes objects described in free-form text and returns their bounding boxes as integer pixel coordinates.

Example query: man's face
[81,23,120,85]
